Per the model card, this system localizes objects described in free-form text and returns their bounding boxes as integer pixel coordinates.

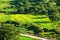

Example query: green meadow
[0,14,55,29]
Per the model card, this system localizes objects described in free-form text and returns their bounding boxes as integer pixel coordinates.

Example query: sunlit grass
[0,14,55,29]
[0,14,50,22]
[17,35,37,40]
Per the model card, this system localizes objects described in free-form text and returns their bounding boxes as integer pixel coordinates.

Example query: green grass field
[0,14,56,29]
[0,14,50,22]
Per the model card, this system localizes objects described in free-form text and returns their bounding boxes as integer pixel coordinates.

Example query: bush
[56,34,60,40]
[0,23,20,40]
[26,31,34,35]
[54,27,60,34]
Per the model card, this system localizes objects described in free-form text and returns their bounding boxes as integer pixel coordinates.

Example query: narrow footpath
[20,34,49,40]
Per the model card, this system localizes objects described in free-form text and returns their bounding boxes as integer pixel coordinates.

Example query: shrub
[54,27,60,34]
[0,23,20,40]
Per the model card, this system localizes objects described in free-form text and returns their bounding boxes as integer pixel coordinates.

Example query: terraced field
[0,14,55,29]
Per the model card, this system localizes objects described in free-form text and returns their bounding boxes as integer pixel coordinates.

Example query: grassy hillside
[0,0,60,40]
[0,14,56,29]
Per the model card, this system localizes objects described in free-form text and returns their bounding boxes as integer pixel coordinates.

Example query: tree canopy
[0,0,60,21]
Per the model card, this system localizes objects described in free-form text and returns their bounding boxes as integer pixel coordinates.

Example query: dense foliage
[0,23,20,40]
[0,0,60,40]
[0,0,60,21]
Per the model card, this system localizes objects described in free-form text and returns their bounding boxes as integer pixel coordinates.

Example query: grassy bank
[0,14,56,30]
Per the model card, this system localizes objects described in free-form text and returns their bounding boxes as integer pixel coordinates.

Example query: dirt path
[20,34,49,40]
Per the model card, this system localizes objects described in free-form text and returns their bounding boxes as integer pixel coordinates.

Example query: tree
[20,6,25,13]
[48,8,59,21]
[0,0,17,14]
[47,1,59,21]
[0,23,20,40]
[24,0,32,13]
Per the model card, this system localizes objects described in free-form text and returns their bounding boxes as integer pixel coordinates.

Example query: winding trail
[20,34,49,40]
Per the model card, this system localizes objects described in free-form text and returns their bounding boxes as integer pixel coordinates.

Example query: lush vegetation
[0,0,60,40]
[0,0,60,21]
[0,23,20,40]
